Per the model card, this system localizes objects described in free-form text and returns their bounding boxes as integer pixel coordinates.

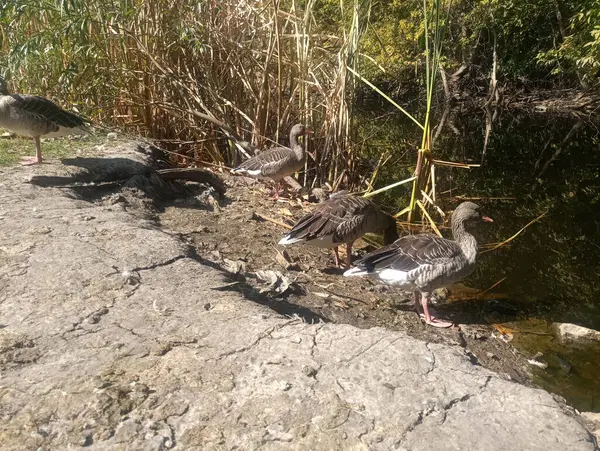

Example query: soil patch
[159,174,533,384]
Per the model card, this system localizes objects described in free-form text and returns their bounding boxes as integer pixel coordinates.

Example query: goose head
[452,201,493,230]
[290,123,314,139]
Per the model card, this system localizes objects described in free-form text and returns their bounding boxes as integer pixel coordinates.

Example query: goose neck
[452,221,478,264]
[289,132,305,161]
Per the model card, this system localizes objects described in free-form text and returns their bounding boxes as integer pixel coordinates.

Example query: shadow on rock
[188,248,327,324]
[28,152,229,212]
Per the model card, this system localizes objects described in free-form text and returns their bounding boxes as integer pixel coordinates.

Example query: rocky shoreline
[0,142,596,450]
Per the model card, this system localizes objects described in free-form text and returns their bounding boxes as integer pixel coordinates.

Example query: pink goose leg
[420,292,453,328]
[270,181,281,200]
[20,136,43,165]
[332,246,341,267]
[414,291,422,315]
[344,241,354,269]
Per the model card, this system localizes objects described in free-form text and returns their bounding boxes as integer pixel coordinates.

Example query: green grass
[0,134,106,166]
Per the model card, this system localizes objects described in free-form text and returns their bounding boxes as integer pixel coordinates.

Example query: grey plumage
[347,233,466,287]
[279,192,399,268]
[344,201,493,327]
[231,123,313,198]
[0,76,90,165]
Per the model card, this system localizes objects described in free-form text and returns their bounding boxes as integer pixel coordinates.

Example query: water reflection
[355,105,600,411]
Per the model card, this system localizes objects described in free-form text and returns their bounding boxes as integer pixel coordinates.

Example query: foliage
[538,0,600,86]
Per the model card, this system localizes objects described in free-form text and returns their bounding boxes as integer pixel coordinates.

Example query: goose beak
[304,129,314,135]
[482,215,493,223]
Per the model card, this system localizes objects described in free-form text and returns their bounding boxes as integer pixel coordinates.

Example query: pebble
[79,431,93,447]
[302,365,318,378]
[485,351,499,360]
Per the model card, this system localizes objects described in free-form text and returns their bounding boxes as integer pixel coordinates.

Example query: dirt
[159,174,533,385]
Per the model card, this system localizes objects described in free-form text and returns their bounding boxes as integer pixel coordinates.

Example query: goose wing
[5,94,89,128]
[232,146,293,174]
[352,234,462,273]
[284,195,375,243]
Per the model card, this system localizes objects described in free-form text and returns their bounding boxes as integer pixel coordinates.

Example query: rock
[551,323,600,346]
[302,365,318,378]
[0,147,596,450]
[309,188,328,203]
[107,132,118,140]
[431,287,449,303]
[253,269,292,295]
[580,412,600,442]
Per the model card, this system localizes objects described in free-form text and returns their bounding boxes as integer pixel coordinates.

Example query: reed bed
[1,0,464,227]
[0,0,377,187]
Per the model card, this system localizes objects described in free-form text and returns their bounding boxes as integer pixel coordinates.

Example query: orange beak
[304,129,314,135]
[482,215,493,223]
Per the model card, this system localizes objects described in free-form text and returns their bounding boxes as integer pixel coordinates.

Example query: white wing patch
[343,267,369,277]
[278,235,304,245]
[279,233,337,248]
[245,169,263,177]
[231,168,268,179]
[377,269,412,285]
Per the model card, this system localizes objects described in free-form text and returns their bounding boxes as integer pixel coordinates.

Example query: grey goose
[279,192,399,268]
[344,201,493,327]
[231,123,313,199]
[0,75,90,165]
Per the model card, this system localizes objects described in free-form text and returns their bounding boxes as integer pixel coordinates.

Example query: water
[355,104,600,411]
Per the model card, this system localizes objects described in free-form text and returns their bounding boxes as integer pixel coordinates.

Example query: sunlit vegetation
[0,136,103,166]
[0,0,597,218]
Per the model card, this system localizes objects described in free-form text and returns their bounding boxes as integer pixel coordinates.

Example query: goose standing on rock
[0,75,90,165]
[279,192,399,268]
[231,123,313,199]
[344,202,493,328]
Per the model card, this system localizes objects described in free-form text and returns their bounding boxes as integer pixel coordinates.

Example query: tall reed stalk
[349,0,465,229]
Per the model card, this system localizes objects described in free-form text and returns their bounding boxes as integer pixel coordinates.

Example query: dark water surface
[354,104,600,411]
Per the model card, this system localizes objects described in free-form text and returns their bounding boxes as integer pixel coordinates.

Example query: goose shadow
[378,286,522,327]
[28,156,230,209]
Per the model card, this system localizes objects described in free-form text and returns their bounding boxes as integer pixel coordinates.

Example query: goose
[0,75,90,165]
[344,201,493,328]
[231,123,313,199]
[279,192,399,268]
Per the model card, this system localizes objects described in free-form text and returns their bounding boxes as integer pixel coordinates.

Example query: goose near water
[0,75,90,165]
[279,192,399,268]
[231,124,313,199]
[344,201,493,328]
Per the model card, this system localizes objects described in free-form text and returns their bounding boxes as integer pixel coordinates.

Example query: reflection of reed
[534,120,584,181]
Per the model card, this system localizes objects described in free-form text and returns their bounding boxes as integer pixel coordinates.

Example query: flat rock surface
[552,322,600,345]
[0,150,596,450]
